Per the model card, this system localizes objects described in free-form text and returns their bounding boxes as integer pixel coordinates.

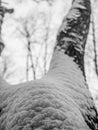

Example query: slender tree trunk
[0,0,4,55]
[44,13,51,75]
[26,41,36,80]
[0,0,13,55]
[91,12,98,76]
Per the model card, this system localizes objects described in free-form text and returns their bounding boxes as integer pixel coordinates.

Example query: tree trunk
[0,0,98,130]
[55,0,91,77]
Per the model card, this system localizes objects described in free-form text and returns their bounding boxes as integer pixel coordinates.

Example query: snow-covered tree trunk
[0,0,98,130]
[48,0,98,129]
[55,0,91,76]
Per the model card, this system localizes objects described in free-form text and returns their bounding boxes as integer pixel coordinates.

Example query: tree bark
[55,0,91,76]
[49,0,98,129]
[0,0,98,130]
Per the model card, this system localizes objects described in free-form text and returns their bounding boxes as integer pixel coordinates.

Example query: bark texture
[0,0,98,130]
[55,0,91,76]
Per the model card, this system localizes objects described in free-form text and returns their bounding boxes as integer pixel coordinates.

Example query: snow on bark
[55,0,91,76]
[0,74,91,130]
[49,51,98,130]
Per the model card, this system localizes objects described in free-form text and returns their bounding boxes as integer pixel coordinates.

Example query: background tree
[91,5,98,76]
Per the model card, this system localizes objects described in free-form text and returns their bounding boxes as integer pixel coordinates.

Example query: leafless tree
[15,18,37,80]
[13,8,53,80]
